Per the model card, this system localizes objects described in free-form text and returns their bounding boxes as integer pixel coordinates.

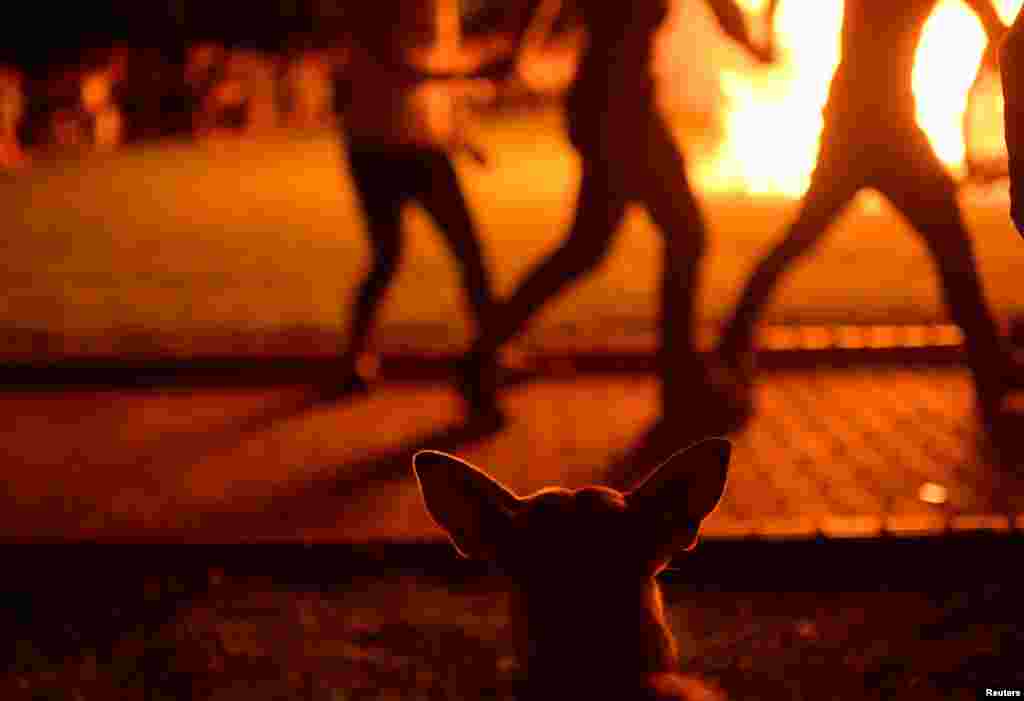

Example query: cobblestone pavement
[3,365,1023,543]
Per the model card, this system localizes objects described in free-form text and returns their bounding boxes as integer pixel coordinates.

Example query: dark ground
[1,539,1020,701]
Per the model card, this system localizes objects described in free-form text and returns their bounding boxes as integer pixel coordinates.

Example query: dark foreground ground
[1,538,1020,701]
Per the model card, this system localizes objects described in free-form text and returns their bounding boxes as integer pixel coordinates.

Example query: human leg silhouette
[457,159,630,411]
[634,112,748,425]
[331,146,410,396]
[876,128,1013,427]
[483,161,628,350]
[416,151,504,424]
[717,146,863,380]
[418,152,497,337]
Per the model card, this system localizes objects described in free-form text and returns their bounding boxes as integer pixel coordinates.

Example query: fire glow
[694,0,1024,197]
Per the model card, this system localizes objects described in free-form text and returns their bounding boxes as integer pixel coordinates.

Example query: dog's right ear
[413,450,521,560]
[625,438,731,563]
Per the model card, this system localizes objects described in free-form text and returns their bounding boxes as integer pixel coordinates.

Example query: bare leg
[717,157,860,370]
[472,159,630,355]
[417,152,497,334]
[341,213,403,374]
[339,147,407,381]
[879,129,1009,417]
[633,114,710,414]
[456,158,629,414]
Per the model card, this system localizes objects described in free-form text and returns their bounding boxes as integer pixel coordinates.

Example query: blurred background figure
[278,38,334,130]
[225,48,279,133]
[458,0,775,441]
[188,42,260,138]
[0,65,28,170]
[47,68,94,153]
[207,73,250,135]
[323,0,515,417]
[186,42,229,136]
[716,0,1019,447]
[116,47,190,142]
[37,50,125,155]
[1002,4,1024,234]
[80,55,124,152]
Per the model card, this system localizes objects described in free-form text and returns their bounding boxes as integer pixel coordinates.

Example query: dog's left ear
[413,450,522,560]
[625,438,732,561]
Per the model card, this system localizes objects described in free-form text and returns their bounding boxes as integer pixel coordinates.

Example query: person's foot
[455,349,504,421]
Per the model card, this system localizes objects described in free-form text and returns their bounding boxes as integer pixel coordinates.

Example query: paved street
[4,113,1024,546]
[4,365,1022,543]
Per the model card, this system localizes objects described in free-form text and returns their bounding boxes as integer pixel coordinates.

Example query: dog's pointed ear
[413,450,521,560]
[625,438,731,561]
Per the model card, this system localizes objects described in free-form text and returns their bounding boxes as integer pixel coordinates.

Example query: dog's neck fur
[512,573,679,688]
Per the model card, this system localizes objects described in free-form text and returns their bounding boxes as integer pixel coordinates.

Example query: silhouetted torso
[828,0,942,123]
[566,0,669,148]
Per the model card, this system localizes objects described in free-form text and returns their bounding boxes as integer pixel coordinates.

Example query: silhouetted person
[81,63,123,152]
[185,43,229,136]
[717,0,1018,436]
[457,0,773,433]
[325,1,514,421]
[1002,5,1024,234]
[47,68,93,152]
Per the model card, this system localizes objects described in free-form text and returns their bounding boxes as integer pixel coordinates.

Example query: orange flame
[696,0,843,196]
[695,0,1024,197]
[913,0,987,173]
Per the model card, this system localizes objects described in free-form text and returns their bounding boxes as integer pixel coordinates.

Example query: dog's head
[412,438,731,578]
